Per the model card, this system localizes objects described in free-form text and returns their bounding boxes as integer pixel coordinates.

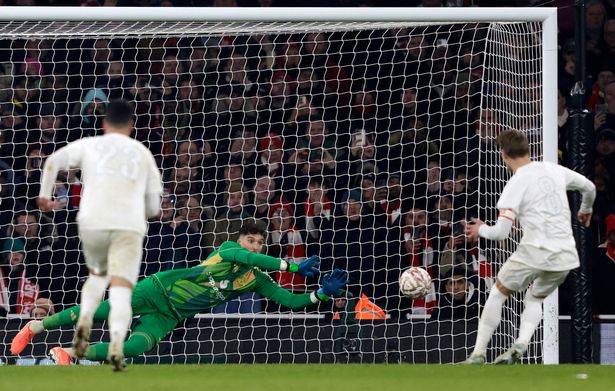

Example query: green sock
[42,306,81,330]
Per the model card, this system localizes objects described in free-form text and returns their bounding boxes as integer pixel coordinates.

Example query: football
[399,267,432,299]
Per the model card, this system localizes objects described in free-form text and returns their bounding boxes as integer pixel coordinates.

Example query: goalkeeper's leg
[81,312,178,362]
[10,301,111,355]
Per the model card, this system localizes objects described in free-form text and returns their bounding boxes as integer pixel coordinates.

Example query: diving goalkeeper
[11,222,348,367]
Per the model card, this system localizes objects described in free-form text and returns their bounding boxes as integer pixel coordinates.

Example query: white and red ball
[399,267,431,299]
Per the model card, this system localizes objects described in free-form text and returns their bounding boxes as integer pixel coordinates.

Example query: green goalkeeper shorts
[130,277,180,350]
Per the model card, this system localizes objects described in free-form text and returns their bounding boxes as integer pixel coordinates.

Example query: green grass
[1,364,614,391]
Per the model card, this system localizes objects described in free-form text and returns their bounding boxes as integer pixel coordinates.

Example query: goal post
[0,6,559,364]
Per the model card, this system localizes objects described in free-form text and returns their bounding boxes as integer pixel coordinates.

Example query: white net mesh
[0,18,544,364]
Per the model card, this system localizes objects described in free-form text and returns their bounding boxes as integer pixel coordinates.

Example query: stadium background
[0,0,614,365]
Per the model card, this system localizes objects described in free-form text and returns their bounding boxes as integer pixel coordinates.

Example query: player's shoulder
[219,241,240,250]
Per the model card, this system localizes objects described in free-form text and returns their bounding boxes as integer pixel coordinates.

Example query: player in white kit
[38,99,163,371]
[463,129,596,364]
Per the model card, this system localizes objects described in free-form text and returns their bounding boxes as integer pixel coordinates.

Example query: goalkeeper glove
[316,269,350,301]
[288,255,320,277]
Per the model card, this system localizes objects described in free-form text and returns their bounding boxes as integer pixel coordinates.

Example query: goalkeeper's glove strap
[280,260,295,272]
[310,290,331,304]
[288,262,299,273]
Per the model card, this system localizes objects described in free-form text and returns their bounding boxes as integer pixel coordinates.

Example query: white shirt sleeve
[560,166,596,213]
[144,153,163,218]
[478,216,514,240]
[39,140,85,200]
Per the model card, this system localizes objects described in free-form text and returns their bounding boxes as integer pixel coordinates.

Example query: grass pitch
[1,364,614,391]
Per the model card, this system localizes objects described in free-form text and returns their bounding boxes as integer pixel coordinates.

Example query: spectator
[595,81,615,132]
[30,297,55,319]
[360,174,377,215]
[558,88,572,165]
[593,214,615,314]
[0,103,29,171]
[70,88,107,138]
[255,132,292,192]
[602,20,615,64]
[268,202,307,292]
[300,176,333,254]
[430,267,484,321]
[0,239,39,316]
[203,181,251,256]
[28,104,69,152]
[289,117,338,188]
[250,175,283,224]
[587,67,615,111]
[402,208,434,269]
[221,127,259,186]
[142,192,198,274]
[321,190,378,307]
[337,131,378,191]
[400,207,437,317]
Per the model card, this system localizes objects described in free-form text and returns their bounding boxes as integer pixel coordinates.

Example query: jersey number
[96,143,142,181]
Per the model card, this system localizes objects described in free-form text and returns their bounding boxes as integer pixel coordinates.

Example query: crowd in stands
[0,0,613,322]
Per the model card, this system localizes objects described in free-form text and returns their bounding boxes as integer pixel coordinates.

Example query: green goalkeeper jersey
[151,241,316,319]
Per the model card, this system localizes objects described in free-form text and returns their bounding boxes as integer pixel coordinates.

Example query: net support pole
[541,9,560,365]
[567,0,594,364]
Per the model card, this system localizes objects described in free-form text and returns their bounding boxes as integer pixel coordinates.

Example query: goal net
[0,8,556,365]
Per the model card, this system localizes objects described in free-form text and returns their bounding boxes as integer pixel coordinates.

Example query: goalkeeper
[11,222,348,366]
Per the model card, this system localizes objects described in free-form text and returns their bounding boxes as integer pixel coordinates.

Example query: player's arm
[38,141,85,210]
[561,166,596,226]
[253,269,348,310]
[218,243,320,276]
[144,152,163,218]
[475,211,515,241]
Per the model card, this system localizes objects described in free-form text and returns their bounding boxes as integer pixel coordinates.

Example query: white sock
[108,286,133,349]
[78,275,109,327]
[516,293,543,347]
[29,320,44,334]
[472,285,508,356]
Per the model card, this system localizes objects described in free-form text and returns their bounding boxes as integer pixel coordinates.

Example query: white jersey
[496,161,595,270]
[40,133,163,234]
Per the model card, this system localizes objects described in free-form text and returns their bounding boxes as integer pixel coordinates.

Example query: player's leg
[465,260,534,364]
[106,230,143,371]
[74,230,112,357]
[82,312,177,365]
[493,269,569,364]
[11,301,111,355]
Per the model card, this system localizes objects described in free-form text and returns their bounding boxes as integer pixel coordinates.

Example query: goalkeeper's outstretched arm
[253,269,349,310]
[217,243,320,276]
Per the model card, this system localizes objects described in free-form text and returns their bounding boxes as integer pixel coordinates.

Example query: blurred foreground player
[464,129,596,364]
[11,222,348,366]
[37,99,163,370]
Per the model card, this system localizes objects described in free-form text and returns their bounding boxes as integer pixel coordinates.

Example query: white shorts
[80,229,144,285]
[497,260,570,298]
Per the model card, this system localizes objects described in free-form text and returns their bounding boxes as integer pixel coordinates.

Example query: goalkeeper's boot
[11,320,40,355]
[493,342,527,365]
[462,353,486,365]
[107,341,126,372]
[49,347,72,366]
[71,320,92,359]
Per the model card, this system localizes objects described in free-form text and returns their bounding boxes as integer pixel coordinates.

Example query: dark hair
[105,99,133,128]
[496,129,530,158]
[238,220,267,238]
